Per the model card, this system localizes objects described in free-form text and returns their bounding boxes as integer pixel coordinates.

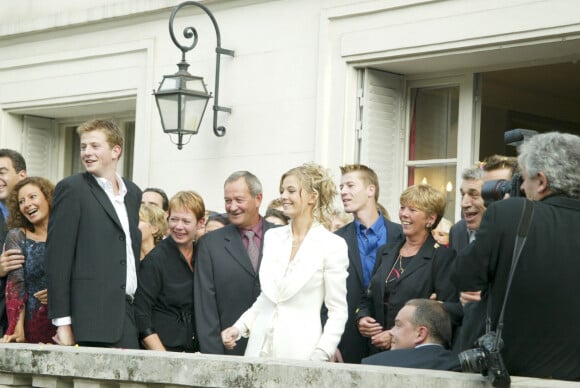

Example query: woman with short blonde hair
[356,184,458,351]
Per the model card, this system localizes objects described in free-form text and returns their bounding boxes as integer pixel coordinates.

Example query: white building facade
[1,0,579,220]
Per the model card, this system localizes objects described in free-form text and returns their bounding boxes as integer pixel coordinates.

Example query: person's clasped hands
[357,316,392,350]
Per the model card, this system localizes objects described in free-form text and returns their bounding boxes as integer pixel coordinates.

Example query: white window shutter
[23,116,56,182]
[359,69,404,221]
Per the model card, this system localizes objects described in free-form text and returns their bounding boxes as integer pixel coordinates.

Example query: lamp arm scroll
[169,1,234,137]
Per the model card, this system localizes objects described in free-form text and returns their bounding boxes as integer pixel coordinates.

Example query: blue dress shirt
[355,214,387,288]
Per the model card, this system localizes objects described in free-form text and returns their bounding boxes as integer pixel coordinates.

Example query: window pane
[408,165,456,222]
[410,87,458,160]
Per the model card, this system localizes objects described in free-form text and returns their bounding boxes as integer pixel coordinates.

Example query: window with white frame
[406,86,458,222]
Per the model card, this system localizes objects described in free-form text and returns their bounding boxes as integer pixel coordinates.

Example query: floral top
[4,228,56,343]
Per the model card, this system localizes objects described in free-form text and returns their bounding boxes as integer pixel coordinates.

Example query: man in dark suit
[46,120,142,348]
[449,167,485,253]
[335,164,403,363]
[362,299,460,371]
[194,171,276,355]
[451,159,516,352]
[453,132,580,381]
[0,149,27,336]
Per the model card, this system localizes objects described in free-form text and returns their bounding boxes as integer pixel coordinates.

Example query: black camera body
[458,332,511,387]
[481,128,540,206]
[481,173,523,207]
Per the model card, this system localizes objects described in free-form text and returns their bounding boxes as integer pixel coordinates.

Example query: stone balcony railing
[0,344,577,388]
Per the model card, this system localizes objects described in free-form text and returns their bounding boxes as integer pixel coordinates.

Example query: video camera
[481,128,538,205]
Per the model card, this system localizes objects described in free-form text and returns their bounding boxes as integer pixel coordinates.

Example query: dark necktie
[244,230,259,271]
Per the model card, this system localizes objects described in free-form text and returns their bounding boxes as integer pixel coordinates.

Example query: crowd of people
[0,119,579,382]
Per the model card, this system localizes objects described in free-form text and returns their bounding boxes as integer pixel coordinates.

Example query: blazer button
[121,285,126,290]
[119,235,125,241]
[120,260,126,265]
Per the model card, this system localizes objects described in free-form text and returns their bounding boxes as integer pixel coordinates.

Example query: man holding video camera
[452,132,580,381]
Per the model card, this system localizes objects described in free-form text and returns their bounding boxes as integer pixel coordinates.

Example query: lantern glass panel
[181,94,210,133]
[159,76,179,91]
[156,93,179,132]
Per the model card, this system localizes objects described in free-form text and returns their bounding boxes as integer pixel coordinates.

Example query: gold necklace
[386,254,407,285]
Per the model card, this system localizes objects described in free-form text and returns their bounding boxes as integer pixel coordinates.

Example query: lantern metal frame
[154,1,234,149]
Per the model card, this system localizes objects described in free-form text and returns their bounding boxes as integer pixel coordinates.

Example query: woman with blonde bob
[356,184,458,351]
[134,191,205,352]
[222,163,349,361]
[138,204,168,260]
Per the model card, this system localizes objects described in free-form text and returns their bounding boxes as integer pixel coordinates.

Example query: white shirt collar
[93,173,127,197]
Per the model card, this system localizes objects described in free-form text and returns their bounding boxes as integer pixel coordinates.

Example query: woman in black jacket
[356,184,459,351]
[134,191,205,352]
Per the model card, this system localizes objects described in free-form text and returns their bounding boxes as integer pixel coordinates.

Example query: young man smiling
[46,119,142,348]
[335,164,403,363]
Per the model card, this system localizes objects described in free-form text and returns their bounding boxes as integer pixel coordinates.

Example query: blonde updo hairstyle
[280,163,337,228]
[400,184,446,231]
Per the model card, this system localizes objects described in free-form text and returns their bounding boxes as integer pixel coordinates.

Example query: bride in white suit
[221,163,349,361]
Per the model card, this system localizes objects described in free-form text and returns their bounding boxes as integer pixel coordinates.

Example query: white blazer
[234,223,349,360]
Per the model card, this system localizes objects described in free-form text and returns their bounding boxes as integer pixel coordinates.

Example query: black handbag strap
[486,199,534,350]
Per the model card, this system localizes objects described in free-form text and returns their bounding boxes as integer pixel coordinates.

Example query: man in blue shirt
[335,164,403,363]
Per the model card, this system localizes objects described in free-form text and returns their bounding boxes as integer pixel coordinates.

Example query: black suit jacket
[449,219,469,253]
[362,344,461,371]
[0,211,7,335]
[334,218,403,363]
[452,196,580,380]
[449,219,485,353]
[46,172,142,344]
[0,210,6,246]
[357,235,458,332]
[194,219,276,355]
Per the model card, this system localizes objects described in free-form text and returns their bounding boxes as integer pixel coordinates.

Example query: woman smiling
[356,184,458,352]
[134,191,205,352]
[221,163,348,361]
[1,177,56,344]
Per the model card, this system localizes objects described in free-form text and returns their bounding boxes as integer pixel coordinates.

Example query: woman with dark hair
[204,212,230,233]
[264,207,289,226]
[0,177,56,343]
[356,184,458,351]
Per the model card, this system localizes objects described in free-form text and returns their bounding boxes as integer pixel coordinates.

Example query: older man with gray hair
[452,132,580,381]
[194,171,277,356]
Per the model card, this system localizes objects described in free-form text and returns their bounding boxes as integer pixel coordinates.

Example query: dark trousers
[78,297,139,349]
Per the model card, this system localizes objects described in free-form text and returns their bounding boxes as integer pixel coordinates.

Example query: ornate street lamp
[154,1,234,149]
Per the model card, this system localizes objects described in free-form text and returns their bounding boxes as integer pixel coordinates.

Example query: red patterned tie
[244,230,259,271]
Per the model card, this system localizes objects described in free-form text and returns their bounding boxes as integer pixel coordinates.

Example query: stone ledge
[0,344,576,388]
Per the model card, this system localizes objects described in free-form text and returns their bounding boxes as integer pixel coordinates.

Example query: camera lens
[458,348,488,372]
[482,179,511,205]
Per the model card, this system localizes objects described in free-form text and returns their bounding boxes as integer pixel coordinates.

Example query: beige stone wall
[0,344,576,388]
